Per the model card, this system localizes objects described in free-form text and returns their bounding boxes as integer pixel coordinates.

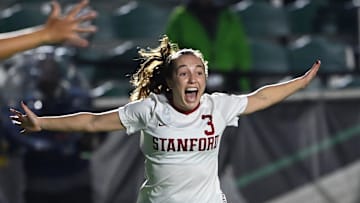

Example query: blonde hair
[129,35,208,101]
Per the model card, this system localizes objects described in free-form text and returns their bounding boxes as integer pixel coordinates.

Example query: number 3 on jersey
[201,114,215,136]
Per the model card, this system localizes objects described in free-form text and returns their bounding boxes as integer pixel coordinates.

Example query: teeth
[186,87,198,91]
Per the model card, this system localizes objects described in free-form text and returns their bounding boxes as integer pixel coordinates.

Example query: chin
[186,101,200,108]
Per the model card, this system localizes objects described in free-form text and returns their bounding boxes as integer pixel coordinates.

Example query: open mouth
[185,87,198,102]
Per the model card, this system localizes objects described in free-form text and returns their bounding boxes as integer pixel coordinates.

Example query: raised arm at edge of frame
[0,26,49,60]
[0,0,97,60]
[243,60,321,115]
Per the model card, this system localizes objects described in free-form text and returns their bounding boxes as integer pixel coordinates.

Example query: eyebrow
[176,64,204,69]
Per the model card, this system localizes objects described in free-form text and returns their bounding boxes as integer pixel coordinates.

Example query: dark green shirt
[165,6,252,73]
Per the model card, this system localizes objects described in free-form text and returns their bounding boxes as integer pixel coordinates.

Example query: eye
[179,72,187,77]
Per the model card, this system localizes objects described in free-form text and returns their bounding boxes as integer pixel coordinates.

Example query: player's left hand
[302,59,321,87]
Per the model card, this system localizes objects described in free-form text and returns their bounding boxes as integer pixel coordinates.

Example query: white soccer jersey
[118,93,248,203]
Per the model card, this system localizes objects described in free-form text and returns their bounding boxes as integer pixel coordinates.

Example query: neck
[170,100,200,115]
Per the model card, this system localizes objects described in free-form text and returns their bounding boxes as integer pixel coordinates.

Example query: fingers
[9,102,39,134]
[313,59,321,68]
[311,59,321,74]
[9,101,31,118]
[66,37,89,47]
[21,101,28,111]
[10,119,21,126]
[76,10,97,22]
[73,25,97,33]
[50,1,61,18]
[305,59,321,73]
[21,101,37,119]
[68,0,89,19]
[302,59,321,85]
[9,115,20,122]
[45,0,96,47]
[9,107,27,133]
[10,105,26,124]
[9,107,22,117]
[21,101,30,113]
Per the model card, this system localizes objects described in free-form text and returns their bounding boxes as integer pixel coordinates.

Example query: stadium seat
[0,3,48,32]
[336,1,359,44]
[233,1,290,40]
[111,1,172,40]
[287,35,354,74]
[250,39,289,74]
[74,4,120,63]
[77,1,172,64]
[285,0,337,36]
[248,39,290,88]
[0,0,15,9]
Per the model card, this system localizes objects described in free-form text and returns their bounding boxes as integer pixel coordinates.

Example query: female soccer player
[10,35,320,203]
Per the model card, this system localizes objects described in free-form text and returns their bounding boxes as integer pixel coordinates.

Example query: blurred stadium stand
[1,0,359,99]
[0,2,49,32]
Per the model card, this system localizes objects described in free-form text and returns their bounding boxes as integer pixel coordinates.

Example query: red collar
[170,101,200,115]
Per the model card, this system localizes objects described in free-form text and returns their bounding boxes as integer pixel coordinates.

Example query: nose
[189,73,196,83]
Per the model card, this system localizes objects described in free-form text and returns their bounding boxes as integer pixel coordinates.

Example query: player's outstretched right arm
[10,101,125,134]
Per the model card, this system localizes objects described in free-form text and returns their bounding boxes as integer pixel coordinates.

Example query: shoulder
[203,92,243,99]
[202,92,229,101]
[125,93,166,108]
[117,94,166,129]
[203,92,248,106]
[203,92,248,122]
[120,94,159,116]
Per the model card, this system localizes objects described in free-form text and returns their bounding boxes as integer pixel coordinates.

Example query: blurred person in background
[1,47,94,203]
[0,0,96,203]
[165,0,252,93]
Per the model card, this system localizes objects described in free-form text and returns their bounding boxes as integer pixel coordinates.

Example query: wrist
[37,26,53,45]
[38,117,45,132]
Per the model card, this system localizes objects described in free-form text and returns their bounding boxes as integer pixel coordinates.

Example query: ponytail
[130,35,178,101]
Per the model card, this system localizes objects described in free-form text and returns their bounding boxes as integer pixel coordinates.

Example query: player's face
[167,54,206,112]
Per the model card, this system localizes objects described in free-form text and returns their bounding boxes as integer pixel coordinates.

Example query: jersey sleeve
[117,98,154,135]
[211,93,248,126]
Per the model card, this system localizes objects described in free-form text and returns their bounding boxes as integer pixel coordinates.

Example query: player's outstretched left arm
[243,60,321,114]
[0,0,97,60]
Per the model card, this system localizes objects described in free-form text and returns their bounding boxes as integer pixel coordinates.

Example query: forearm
[39,112,97,133]
[0,26,49,60]
[256,76,305,104]
[245,76,306,114]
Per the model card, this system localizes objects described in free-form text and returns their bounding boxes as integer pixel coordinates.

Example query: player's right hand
[9,101,42,134]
